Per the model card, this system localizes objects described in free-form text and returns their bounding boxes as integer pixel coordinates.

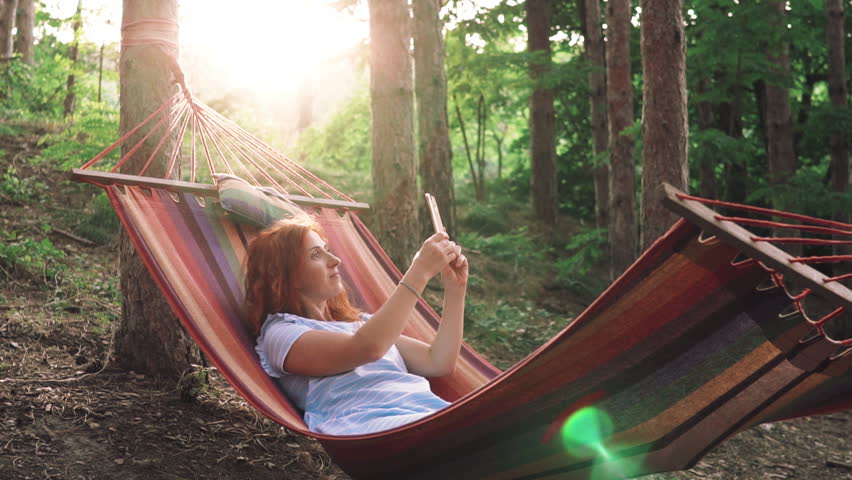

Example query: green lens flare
[560,406,614,457]
[560,406,649,479]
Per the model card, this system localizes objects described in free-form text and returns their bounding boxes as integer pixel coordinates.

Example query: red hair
[243,215,361,336]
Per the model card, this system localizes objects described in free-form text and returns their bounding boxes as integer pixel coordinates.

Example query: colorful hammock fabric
[72,92,852,480]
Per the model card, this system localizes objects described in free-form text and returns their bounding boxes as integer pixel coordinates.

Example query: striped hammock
[72,91,852,480]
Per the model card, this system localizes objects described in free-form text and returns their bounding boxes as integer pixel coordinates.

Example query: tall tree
[640,0,688,250]
[826,0,848,276]
[63,0,82,118]
[414,0,455,237]
[578,0,609,232]
[13,0,33,64]
[368,0,419,267]
[762,2,796,210]
[526,0,558,225]
[0,0,16,61]
[605,0,637,277]
[117,0,202,380]
[760,2,798,254]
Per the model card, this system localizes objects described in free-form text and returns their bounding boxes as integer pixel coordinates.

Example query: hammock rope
[751,237,852,246]
[675,192,852,231]
[674,192,852,292]
[80,90,360,204]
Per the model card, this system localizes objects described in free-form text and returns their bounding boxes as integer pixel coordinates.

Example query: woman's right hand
[408,232,459,284]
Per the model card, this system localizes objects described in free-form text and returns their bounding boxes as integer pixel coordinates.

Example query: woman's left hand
[441,243,468,291]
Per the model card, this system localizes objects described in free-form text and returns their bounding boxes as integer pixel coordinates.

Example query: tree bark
[13,0,33,64]
[718,91,746,203]
[526,0,558,226]
[605,0,637,278]
[414,0,455,237]
[63,0,82,118]
[580,0,609,232]
[640,0,688,251]
[117,0,202,381]
[763,2,796,204]
[0,0,16,61]
[762,1,798,254]
[826,0,849,281]
[368,0,419,267]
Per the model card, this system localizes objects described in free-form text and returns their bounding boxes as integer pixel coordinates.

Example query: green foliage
[0,124,21,136]
[749,165,852,223]
[445,11,530,199]
[0,230,66,283]
[798,103,852,161]
[554,228,609,301]
[458,202,509,236]
[295,90,372,200]
[0,166,47,202]
[0,57,68,120]
[36,102,120,169]
[90,310,116,336]
[465,299,567,369]
[459,226,547,266]
[688,128,759,198]
[72,191,120,245]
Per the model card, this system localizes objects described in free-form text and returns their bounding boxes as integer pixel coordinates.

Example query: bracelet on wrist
[398,280,422,300]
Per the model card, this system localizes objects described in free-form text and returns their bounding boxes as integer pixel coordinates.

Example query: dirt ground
[2,297,851,480]
[1,128,851,479]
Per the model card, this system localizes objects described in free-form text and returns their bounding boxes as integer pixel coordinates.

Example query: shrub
[554,227,608,301]
[0,230,66,283]
[73,191,120,245]
[459,226,546,265]
[0,166,46,202]
[459,202,509,236]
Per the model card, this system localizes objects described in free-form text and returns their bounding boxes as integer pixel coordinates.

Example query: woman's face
[293,230,343,305]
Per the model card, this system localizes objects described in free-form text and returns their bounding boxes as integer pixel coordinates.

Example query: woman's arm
[395,250,468,377]
[282,232,459,377]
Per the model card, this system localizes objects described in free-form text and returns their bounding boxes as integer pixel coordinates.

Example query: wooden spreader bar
[661,183,852,312]
[71,169,371,211]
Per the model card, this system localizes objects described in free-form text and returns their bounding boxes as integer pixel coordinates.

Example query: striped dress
[256,313,450,435]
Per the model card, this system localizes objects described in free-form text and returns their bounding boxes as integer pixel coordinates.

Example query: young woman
[244,215,468,435]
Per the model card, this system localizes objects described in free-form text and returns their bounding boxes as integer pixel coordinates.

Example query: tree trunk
[826,0,849,282]
[0,0,16,61]
[454,97,484,200]
[13,0,33,64]
[368,0,419,267]
[718,92,746,203]
[580,0,610,232]
[526,0,558,226]
[640,0,688,250]
[605,0,637,278]
[63,0,82,118]
[762,1,798,254]
[117,0,202,381]
[414,0,455,237]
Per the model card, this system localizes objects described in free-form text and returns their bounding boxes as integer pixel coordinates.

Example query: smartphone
[424,193,444,234]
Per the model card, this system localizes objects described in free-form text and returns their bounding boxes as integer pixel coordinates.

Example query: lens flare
[560,406,614,457]
[559,406,648,480]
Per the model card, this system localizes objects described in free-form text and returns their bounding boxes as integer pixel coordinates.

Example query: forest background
[0,0,850,479]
